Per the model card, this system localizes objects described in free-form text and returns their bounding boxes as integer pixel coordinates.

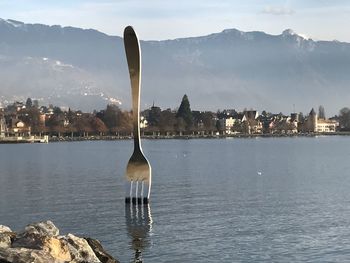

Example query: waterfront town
[1,94,349,142]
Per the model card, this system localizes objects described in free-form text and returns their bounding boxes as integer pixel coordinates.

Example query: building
[244,110,259,120]
[7,119,31,137]
[220,109,262,134]
[140,116,148,129]
[221,111,243,134]
[316,119,338,133]
[302,108,338,133]
[225,117,235,130]
[304,108,317,132]
[0,114,6,138]
[242,110,262,134]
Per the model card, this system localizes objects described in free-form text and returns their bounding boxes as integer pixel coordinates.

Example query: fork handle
[124,26,141,151]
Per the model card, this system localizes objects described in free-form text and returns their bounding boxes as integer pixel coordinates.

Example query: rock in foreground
[0,221,119,263]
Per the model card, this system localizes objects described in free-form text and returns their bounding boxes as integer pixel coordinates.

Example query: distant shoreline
[47,132,350,142]
[3,132,350,144]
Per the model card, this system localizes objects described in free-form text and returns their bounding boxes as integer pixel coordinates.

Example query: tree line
[5,96,350,137]
[11,95,207,137]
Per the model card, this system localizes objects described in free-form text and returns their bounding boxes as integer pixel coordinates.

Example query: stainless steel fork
[124,26,152,205]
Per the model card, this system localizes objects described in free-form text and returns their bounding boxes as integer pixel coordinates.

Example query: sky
[0,0,350,42]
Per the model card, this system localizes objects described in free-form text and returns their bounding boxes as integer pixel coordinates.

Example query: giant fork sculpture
[124,26,152,205]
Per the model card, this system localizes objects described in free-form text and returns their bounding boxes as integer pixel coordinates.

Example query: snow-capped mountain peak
[0,18,25,28]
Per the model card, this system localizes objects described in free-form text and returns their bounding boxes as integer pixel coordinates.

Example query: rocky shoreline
[0,221,119,263]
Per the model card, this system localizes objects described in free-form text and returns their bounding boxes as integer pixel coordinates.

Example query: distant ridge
[0,18,350,115]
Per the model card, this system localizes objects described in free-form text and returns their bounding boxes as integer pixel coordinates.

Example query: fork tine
[140,182,144,203]
[125,181,132,204]
[125,180,150,204]
[132,181,137,205]
[143,181,150,204]
[136,181,143,204]
[133,181,142,205]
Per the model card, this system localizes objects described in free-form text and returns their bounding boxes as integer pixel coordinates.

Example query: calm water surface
[1,137,350,262]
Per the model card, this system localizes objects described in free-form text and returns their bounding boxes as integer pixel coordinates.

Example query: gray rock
[64,234,101,263]
[12,221,59,250]
[0,226,14,249]
[0,247,65,263]
[85,237,120,263]
[12,233,44,250]
[23,221,59,237]
[0,221,120,263]
[12,233,72,261]
[0,227,11,234]
[0,235,12,249]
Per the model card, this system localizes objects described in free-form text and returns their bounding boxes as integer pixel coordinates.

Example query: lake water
[1,137,350,262]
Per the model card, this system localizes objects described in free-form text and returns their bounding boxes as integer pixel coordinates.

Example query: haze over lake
[1,137,350,262]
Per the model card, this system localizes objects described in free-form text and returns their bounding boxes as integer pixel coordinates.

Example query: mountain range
[1,18,350,115]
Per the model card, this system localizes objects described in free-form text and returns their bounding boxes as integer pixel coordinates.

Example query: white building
[225,117,235,133]
[0,115,6,138]
[140,116,148,129]
[316,119,338,133]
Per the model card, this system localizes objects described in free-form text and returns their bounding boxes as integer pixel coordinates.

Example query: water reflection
[125,204,153,263]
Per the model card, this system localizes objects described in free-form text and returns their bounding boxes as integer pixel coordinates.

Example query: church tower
[309,108,317,132]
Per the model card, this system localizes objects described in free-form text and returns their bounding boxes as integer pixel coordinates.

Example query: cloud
[261,6,295,16]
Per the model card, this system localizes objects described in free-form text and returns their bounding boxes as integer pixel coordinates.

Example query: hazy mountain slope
[0,19,128,110]
[1,18,350,114]
[141,29,350,114]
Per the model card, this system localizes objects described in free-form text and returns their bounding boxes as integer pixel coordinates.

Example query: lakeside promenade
[0,135,49,143]
[46,132,350,142]
[2,132,350,144]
